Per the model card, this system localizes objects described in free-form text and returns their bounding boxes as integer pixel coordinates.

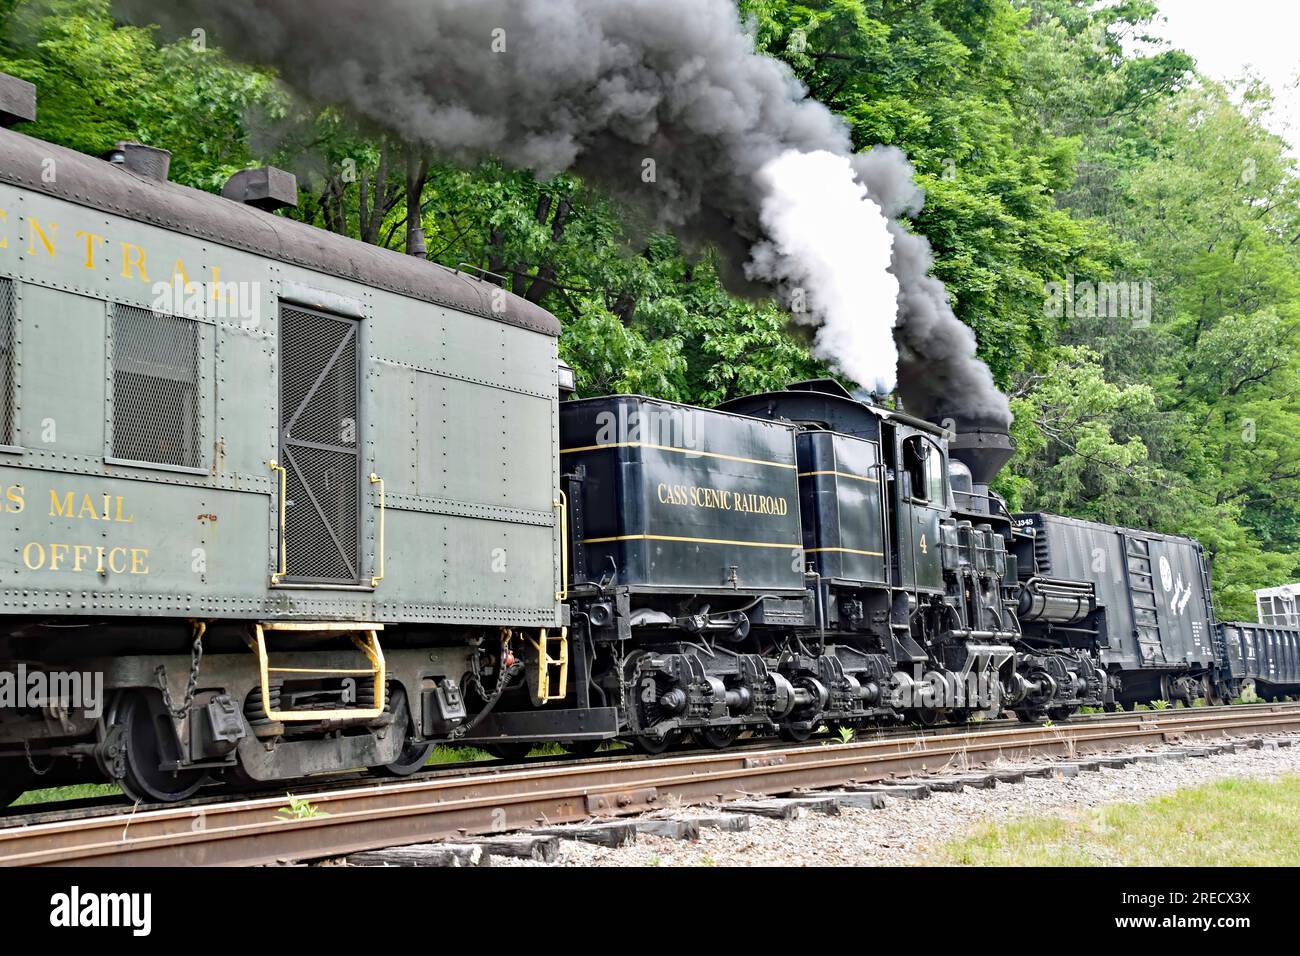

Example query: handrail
[555,490,568,601]
[268,460,287,585]
[369,472,385,588]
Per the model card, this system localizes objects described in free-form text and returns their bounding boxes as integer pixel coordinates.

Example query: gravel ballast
[493,742,1300,867]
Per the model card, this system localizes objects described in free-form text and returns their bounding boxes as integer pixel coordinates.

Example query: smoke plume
[119,0,1011,427]
[747,150,898,393]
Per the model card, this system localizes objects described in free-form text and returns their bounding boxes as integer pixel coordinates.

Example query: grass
[426,745,493,765]
[941,775,1300,866]
[11,782,121,807]
[277,794,328,820]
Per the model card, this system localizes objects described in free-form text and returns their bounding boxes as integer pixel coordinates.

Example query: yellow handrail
[369,472,385,588]
[555,490,568,601]
[268,460,287,585]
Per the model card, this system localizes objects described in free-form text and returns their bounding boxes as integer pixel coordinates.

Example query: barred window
[111,305,201,468]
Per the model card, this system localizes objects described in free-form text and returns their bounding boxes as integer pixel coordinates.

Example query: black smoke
[118,0,1011,428]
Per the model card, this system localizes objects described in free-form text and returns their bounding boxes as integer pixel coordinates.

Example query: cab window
[902,435,945,504]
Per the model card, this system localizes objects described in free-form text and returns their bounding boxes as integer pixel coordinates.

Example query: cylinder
[1017,578,1092,624]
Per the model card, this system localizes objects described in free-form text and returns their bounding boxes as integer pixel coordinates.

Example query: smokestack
[946,417,1014,511]
[222,166,299,211]
[106,141,171,181]
[0,73,36,126]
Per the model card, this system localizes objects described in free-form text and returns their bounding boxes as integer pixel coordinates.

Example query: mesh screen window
[0,279,14,445]
[112,305,201,468]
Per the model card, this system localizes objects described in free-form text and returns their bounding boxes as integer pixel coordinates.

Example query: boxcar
[0,110,564,800]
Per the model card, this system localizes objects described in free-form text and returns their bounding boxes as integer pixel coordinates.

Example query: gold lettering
[656,482,788,517]
[77,495,99,520]
[22,542,44,570]
[49,490,74,518]
[114,496,133,524]
[120,242,149,281]
[48,542,69,571]
[172,259,193,291]
[26,218,56,258]
[0,208,8,249]
[4,484,22,513]
[75,230,104,269]
[17,539,148,574]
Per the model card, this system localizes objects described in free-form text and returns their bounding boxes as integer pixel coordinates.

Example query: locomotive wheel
[484,742,534,761]
[559,740,603,757]
[698,725,740,749]
[373,740,436,777]
[913,707,945,728]
[1121,700,1137,712]
[113,692,207,803]
[371,688,434,776]
[778,723,816,743]
[632,732,679,755]
[1046,706,1075,722]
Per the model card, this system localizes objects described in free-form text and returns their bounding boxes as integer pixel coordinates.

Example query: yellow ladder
[251,622,387,722]
[530,628,569,703]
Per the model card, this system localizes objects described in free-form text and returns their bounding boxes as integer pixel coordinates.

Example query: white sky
[1143,0,1300,151]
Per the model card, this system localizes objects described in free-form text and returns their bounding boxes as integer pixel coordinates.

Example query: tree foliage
[4,0,1299,617]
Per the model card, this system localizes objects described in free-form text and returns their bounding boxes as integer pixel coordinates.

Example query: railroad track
[3,702,1298,867]
[2,713,1030,824]
[0,705,1197,823]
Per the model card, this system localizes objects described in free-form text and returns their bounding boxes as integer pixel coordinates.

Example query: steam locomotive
[1,70,1297,806]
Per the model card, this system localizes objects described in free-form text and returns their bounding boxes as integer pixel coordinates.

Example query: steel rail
[3,702,1299,867]
[0,703,1257,825]
[0,713,1044,825]
[3,714,1029,825]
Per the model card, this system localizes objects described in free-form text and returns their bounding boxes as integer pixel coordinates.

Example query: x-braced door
[277,304,362,585]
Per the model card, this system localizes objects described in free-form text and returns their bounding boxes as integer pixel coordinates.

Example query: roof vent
[221,166,298,211]
[106,141,171,181]
[0,73,36,126]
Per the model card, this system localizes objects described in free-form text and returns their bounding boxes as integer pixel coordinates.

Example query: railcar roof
[1019,511,1203,547]
[718,386,950,438]
[0,127,560,337]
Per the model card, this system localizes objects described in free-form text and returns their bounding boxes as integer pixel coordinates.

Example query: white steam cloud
[748,150,899,394]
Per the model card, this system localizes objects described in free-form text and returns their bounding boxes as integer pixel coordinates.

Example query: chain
[23,739,52,777]
[451,628,521,741]
[450,661,523,741]
[157,622,206,719]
